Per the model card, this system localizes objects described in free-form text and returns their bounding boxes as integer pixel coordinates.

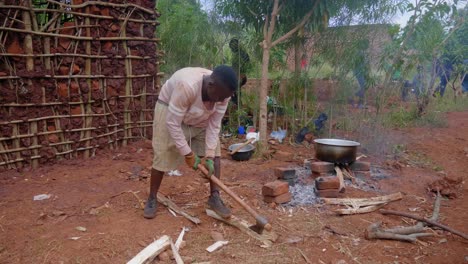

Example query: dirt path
[0,112,467,264]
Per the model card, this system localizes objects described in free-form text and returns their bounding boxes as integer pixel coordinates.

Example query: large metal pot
[228,143,255,161]
[314,138,360,164]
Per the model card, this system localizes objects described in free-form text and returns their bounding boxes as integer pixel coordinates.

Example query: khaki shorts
[152,101,221,172]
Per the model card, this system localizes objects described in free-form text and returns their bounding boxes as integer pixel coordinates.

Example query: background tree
[156,0,226,75]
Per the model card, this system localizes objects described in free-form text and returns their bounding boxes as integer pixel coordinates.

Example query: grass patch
[382,105,448,128]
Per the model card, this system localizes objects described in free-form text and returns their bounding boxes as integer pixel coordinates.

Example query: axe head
[249,217,272,234]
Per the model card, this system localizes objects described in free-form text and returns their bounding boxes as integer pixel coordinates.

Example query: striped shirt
[158,67,229,157]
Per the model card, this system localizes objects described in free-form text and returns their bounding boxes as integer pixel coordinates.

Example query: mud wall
[0,0,162,170]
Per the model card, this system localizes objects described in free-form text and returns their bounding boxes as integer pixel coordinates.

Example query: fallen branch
[206,209,278,248]
[380,209,468,240]
[157,193,201,225]
[384,192,441,235]
[127,235,171,264]
[365,222,433,243]
[298,248,312,264]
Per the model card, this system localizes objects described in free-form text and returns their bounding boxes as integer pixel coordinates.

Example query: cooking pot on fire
[314,138,360,164]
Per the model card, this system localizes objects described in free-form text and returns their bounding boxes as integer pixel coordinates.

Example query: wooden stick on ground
[206,209,278,248]
[380,209,468,240]
[157,193,201,225]
[127,235,171,264]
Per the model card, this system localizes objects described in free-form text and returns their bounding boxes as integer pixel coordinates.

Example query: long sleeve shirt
[158,67,229,158]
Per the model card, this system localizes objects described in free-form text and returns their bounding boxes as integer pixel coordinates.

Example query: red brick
[315,189,340,198]
[72,64,80,74]
[7,37,24,54]
[48,134,59,143]
[262,181,289,196]
[102,42,113,52]
[354,171,371,179]
[315,176,340,190]
[100,8,110,16]
[70,106,82,115]
[57,82,68,98]
[311,161,335,173]
[263,192,291,204]
[274,167,296,179]
[350,161,371,171]
[58,66,70,75]
[311,171,334,179]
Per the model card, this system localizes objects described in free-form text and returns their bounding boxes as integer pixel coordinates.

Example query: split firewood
[322,192,403,207]
[157,193,201,225]
[322,192,403,215]
[206,209,278,247]
[206,240,229,253]
[335,204,386,215]
[175,227,188,250]
[127,235,171,264]
[170,240,184,264]
[342,167,356,184]
[334,166,345,192]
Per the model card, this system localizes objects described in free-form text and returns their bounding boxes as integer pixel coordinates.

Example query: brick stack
[310,160,372,198]
[349,161,371,179]
[262,181,291,204]
[315,176,341,198]
[274,167,297,186]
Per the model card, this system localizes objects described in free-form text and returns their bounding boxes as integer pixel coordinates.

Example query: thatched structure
[0,0,162,170]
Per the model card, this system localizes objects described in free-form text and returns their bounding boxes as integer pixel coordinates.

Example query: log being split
[205,209,278,248]
[157,193,201,225]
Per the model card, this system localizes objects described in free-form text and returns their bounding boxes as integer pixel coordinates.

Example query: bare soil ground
[0,111,467,264]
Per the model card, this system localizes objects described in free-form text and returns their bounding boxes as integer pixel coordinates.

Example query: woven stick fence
[0,0,162,170]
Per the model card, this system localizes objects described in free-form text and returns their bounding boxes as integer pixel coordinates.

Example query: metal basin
[314,138,360,164]
[228,143,255,161]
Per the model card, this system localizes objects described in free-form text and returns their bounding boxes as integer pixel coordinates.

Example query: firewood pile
[0,0,162,169]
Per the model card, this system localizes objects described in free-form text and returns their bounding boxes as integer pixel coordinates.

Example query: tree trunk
[259,45,270,147]
[294,38,301,75]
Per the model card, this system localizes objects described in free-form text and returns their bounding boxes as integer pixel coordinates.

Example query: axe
[198,164,272,234]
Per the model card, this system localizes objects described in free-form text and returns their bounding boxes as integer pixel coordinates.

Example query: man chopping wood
[144,65,238,219]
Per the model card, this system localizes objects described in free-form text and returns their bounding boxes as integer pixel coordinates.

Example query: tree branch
[270,0,320,48]
[266,0,280,44]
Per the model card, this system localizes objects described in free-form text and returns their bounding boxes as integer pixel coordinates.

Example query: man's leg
[144,168,164,219]
[207,156,232,218]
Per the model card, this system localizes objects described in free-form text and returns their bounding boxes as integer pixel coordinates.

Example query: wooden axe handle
[198,164,272,231]
[229,138,255,155]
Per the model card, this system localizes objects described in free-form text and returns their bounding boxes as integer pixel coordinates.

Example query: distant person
[144,65,237,219]
[229,38,250,105]
[433,58,453,97]
[352,39,370,108]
